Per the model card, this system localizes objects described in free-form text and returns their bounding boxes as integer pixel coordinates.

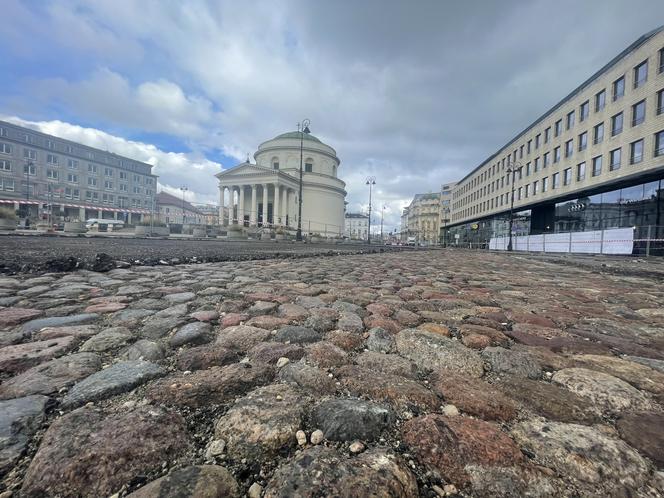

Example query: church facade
[215,130,346,237]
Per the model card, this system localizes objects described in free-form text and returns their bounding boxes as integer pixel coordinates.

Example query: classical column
[273,184,280,226]
[250,184,258,226]
[281,187,288,226]
[219,186,226,226]
[262,183,269,227]
[230,186,237,224]
[284,189,291,227]
[238,185,245,226]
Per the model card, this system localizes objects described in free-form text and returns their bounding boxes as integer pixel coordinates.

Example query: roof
[345,213,369,219]
[156,191,203,214]
[456,25,664,185]
[272,131,322,143]
[412,193,440,202]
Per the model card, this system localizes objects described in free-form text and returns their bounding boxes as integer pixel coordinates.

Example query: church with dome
[215,128,347,237]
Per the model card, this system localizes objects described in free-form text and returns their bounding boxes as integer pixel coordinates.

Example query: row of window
[454,47,664,206]
[271,158,314,172]
[0,125,151,174]
[453,129,664,220]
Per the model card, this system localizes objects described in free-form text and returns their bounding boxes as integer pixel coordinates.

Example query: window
[0,127,6,137]
[595,89,606,112]
[543,152,550,167]
[272,157,279,170]
[24,134,35,144]
[613,76,625,101]
[632,99,646,126]
[23,163,36,175]
[552,172,560,189]
[535,134,541,148]
[133,174,140,182]
[0,160,10,171]
[554,147,561,163]
[73,189,80,200]
[0,143,11,154]
[609,148,621,171]
[633,60,648,88]
[88,163,97,173]
[580,101,589,122]
[544,127,551,143]
[119,171,127,180]
[630,139,644,164]
[565,140,573,158]
[554,120,562,137]
[133,186,141,194]
[519,145,524,158]
[655,130,664,157]
[104,180,113,190]
[304,162,313,172]
[1,179,14,191]
[566,110,575,130]
[105,167,113,177]
[578,132,587,151]
[611,112,623,136]
[68,159,78,169]
[525,162,531,176]
[65,145,74,154]
[88,178,97,187]
[660,48,664,74]
[527,140,532,153]
[524,184,530,198]
[23,148,36,160]
[47,169,58,180]
[534,157,540,172]
[120,184,128,192]
[533,180,539,195]
[541,177,548,192]
[658,89,664,115]
[577,162,586,181]
[592,155,602,176]
[67,173,78,183]
[46,154,58,165]
[563,168,572,186]
[594,122,604,144]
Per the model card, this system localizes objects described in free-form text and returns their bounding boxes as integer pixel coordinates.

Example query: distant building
[402,192,442,245]
[439,182,457,245]
[156,191,205,224]
[344,212,369,239]
[192,203,222,225]
[0,119,157,224]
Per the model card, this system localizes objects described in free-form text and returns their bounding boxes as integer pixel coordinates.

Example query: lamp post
[380,205,386,242]
[25,161,32,221]
[366,176,376,244]
[506,162,523,251]
[180,186,188,225]
[296,119,310,242]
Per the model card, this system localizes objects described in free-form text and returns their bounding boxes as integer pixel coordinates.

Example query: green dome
[273,131,322,143]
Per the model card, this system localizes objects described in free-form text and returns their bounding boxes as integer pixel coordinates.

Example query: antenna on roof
[246,153,250,163]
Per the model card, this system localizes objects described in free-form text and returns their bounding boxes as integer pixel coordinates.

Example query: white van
[85,219,125,230]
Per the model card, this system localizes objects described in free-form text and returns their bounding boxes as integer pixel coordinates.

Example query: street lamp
[506,162,523,251]
[180,186,188,225]
[366,176,376,244]
[380,205,386,242]
[25,160,32,221]
[296,119,310,242]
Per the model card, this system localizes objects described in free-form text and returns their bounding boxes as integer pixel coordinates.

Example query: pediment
[216,163,273,178]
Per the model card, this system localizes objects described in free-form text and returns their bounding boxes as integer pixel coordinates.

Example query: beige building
[439,182,456,244]
[402,192,442,245]
[344,213,369,240]
[155,191,205,225]
[215,130,346,236]
[448,26,664,246]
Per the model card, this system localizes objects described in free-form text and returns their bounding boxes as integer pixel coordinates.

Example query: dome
[272,131,322,143]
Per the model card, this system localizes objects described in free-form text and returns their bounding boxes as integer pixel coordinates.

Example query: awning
[0,199,150,214]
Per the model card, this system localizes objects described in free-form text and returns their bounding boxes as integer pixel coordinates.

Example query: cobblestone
[1,249,663,496]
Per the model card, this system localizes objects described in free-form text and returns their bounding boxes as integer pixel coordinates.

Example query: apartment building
[448,26,664,246]
[439,182,456,245]
[156,191,205,225]
[344,212,369,240]
[0,120,158,223]
[402,192,442,245]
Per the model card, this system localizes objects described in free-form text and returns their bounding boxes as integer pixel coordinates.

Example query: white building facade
[344,213,369,239]
[215,131,346,236]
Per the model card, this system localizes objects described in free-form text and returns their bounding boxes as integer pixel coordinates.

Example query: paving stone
[616,411,664,467]
[247,300,279,316]
[216,324,271,352]
[189,309,219,322]
[366,326,396,353]
[80,327,132,352]
[0,336,78,374]
[395,328,484,378]
[278,361,337,394]
[140,316,188,340]
[246,315,291,329]
[325,329,365,351]
[355,351,419,379]
[337,311,364,333]
[416,322,450,337]
[295,296,325,309]
[273,325,322,344]
[304,341,349,369]
[264,447,418,498]
[311,398,394,441]
[112,308,154,327]
[175,344,238,370]
[169,322,212,347]
[220,312,249,327]
[83,301,128,313]
[364,316,401,334]
[0,395,49,476]
[155,303,190,318]
[571,354,664,395]
[215,384,306,461]
[394,309,420,327]
[430,371,517,421]
[34,324,98,341]
[121,339,165,361]
[402,414,523,487]
[337,365,439,412]
[552,367,652,415]
[0,353,102,399]
[19,313,99,334]
[162,291,196,304]
[481,346,542,379]
[62,360,166,408]
[624,355,664,374]
[0,307,44,327]
[127,465,240,498]
[21,405,191,497]
[511,419,651,496]
[464,464,566,498]
[146,362,275,408]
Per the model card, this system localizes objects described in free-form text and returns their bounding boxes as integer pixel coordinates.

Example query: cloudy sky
[1,1,662,231]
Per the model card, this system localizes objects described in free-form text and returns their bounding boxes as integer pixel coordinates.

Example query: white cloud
[1,116,223,205]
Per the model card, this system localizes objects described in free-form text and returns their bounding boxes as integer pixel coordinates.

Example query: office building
[344,213,369,240]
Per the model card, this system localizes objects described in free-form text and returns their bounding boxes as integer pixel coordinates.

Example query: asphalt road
[0,235,413,274]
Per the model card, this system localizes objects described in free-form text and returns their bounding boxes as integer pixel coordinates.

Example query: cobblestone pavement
[1,249,663,497]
